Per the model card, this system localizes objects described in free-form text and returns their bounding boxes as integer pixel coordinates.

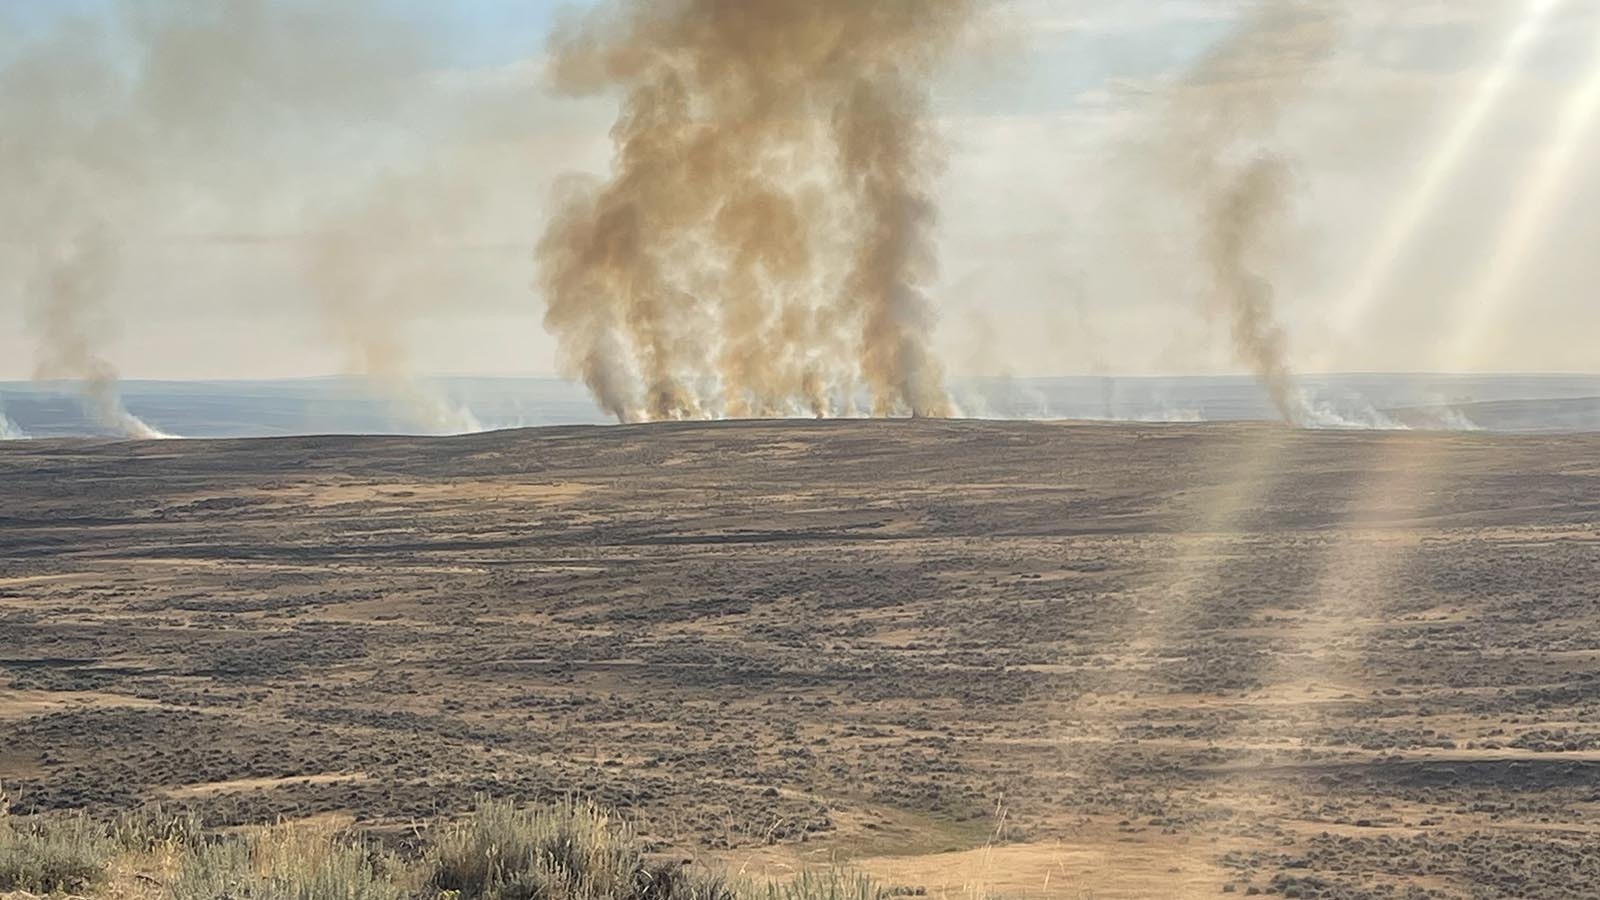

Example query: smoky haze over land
[1,0,1599,436]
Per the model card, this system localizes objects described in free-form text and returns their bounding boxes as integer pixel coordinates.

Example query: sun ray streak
[1441,17,1600,366]
[1222,4,1600,834]
[1324,0,1568,347]
[1213,12,1600,853]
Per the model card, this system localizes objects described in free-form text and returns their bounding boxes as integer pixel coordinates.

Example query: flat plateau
[3,420,1598,898]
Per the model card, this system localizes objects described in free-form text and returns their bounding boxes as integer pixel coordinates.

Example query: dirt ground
[2,420,1599,899]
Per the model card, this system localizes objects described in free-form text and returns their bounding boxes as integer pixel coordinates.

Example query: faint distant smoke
[1436,407,1481,432]
[1065,280,1117,418]
[0,18,160,438]
[306,176,484,436]
[25,227,166,439]
[308,231,483,435]
[0,1,423,439]
[538,0,976,423]
[1158,0,1343,427]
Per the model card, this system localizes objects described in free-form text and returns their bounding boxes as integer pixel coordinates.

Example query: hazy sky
[1,0,1596,381]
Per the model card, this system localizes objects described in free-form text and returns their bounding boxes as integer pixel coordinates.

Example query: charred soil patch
[2,421,1598,898]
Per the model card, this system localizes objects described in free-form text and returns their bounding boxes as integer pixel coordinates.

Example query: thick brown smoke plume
[1158,1,1343,426]
[538,0,976,423]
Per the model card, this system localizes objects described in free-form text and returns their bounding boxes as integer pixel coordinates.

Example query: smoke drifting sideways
[0,1,481,438]
[538,0,978,423]
[1152,1,1354,428]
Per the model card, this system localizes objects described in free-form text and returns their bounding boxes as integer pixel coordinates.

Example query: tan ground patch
[162,773,370,799]
[0,690,158,722]
[853,833,1232,900]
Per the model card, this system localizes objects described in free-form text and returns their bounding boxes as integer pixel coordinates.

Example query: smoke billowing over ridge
[538,0,977,423]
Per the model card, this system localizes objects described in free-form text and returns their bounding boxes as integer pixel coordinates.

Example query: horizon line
[5,370,1600,388]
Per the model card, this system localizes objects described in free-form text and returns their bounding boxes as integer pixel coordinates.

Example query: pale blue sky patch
[379,0,578,67]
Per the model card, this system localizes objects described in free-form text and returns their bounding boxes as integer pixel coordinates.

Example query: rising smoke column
[0,17,165,438]
[24,226,166,438]
[22,226,168,439]
[538,0,974,422]
[1159,1,1343,426]
[1207,158,1303,424]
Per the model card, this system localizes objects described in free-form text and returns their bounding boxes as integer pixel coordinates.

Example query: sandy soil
[2,420,1598,898]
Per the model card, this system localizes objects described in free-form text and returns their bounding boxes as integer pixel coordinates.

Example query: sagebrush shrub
[0,812,114,894]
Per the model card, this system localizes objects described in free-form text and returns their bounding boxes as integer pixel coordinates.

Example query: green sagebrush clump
[0,797,114,895]
[423,800,889,900]
[426,799,742,900]
[419,797,889,900]
[168,826,406,900]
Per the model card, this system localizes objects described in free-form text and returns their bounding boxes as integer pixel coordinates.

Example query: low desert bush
[426,798,710,900]
[0,805,114,894]
[427,801,897,900]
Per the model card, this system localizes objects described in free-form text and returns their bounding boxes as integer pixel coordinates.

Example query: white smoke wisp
[1436,408,1482,432]
[1076,411,1206,424]
[0,404,24,441]
[1079,403,1207,425]
[1131,407,1207,424]
[1295,390,1408,431]
[406,390,483,436]
[1401,400,1482,433]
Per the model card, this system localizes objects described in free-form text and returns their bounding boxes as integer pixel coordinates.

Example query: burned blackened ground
[2,421,1598,898]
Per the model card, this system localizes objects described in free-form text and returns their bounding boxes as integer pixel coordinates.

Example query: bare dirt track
[2,420,1599,899]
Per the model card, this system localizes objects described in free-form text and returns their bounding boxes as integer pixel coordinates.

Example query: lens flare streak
[1327,0,1567,342]
[1442,18,1600,366]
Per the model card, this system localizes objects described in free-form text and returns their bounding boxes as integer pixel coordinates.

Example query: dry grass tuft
[168,825,404,900]
[0,793,913,900]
